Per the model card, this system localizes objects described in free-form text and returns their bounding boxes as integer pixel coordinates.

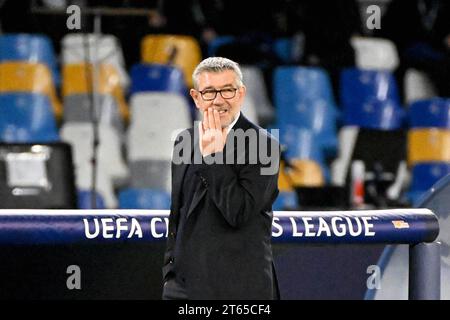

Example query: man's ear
[190,89,201,109]
[239,85,247,100]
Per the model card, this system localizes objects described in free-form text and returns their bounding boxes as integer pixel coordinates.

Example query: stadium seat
[277,99,337,156]
[278,160,294,192]
[0,93,59,142]
[340,68,403,130]
[61,123,129,186]
[74,163,117,209]
[129,160,171,192]
[0,62,62,119]
[141,34,202,88]
[273,38,293,64]
[77,189,106,209]
[118,188,171,209]
[280,126,325,165]
[404,68,437,105]
[207,36,236,57]
[273,191,298,211]
[62,33,129,88]
[350,36,399,71]
[127,93,191,162]
[129,63,187,96]
[274,66,337,106]
[343,99,404,130]
[63,93,124,135]
[241,66,275,126]
[286,159,325,187]
[241,95,259,125]
[331,126,360,186]
[409,98,450,129]
[280,126,330,181]
[332,127,407,203]
[62,63,129,122]
[410,163,450,196]
[0,33,60,86]
[408,129,450,164]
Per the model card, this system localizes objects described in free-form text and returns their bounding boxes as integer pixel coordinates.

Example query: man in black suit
[162,57,280,300]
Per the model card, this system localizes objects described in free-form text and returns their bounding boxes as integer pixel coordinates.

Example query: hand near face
[199,108,228,157]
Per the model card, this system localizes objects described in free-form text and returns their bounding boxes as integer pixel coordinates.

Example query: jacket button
[170,231,176,238]
[169,257,174,264]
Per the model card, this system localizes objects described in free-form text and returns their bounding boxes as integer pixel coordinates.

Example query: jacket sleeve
[196,141,280,228]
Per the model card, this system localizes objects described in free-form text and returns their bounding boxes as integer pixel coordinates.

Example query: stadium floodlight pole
[91,13,102,209]
[82,13,101,209]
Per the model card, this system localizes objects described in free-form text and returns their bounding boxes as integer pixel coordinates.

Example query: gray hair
[192,57,243,89]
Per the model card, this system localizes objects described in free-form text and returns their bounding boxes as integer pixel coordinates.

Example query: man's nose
[213,92,225,104]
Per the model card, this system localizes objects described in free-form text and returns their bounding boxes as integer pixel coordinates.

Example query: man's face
[190,70,246,128]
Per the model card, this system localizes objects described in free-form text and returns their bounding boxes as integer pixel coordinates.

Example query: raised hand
[199,108,228,157]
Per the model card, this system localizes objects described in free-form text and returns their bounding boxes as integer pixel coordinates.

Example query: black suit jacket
[162,113,280,299]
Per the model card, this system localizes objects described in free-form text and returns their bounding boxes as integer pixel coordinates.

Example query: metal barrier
[0,208,440,299]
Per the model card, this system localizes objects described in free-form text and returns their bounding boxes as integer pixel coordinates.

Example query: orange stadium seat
[0,62,62,119]
[62,63,129,122]
[278,160,294,192]
[141,35,202,88]
[287,159,325,187]
[408,128,450,164]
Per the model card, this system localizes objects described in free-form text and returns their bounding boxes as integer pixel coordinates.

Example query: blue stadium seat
[409,98,450,129]
[274,66,337,106]
[207,36,236,57]
[273,38,293,63]
[0,93,59,142]
[343,99,404,130]
[77,190,106,209]
[277,99,338,157]
[0,33,60,86]
[340,68,403,130]
[118,188,171,209]
[274,66,339,156]
[280,126,324,164]
[410,162,450,193]
[280,125,331,182]
[273,191,298,211]
[129,63,187,96]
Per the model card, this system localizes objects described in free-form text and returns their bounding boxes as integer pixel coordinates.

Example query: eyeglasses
[198,87,238,101]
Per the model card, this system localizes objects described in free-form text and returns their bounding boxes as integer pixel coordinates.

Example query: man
[162,57,280,300]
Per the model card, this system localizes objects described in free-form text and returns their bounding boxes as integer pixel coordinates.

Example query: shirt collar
[226,112,240,134]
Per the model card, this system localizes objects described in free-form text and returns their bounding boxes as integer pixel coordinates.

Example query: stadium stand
[141,34,202,88]
[62,33,130,89]
[0,61,62,119]
[0,93,59,142]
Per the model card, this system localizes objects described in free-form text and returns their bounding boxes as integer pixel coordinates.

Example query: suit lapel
[186,123,207,218]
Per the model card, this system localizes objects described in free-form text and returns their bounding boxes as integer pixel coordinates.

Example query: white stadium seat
[62,33,130,89]
[61,123,129,186]
[351,36,399,71]
[404,68,438,105]
[127,92,191,162]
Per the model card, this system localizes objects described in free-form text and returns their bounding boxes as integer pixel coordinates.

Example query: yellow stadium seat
[408,128,450,164]
[141,35,201,88]
[278,160,294,192]
[286,159,325,187]
[63,63,129,121]
[0,62,62,119]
